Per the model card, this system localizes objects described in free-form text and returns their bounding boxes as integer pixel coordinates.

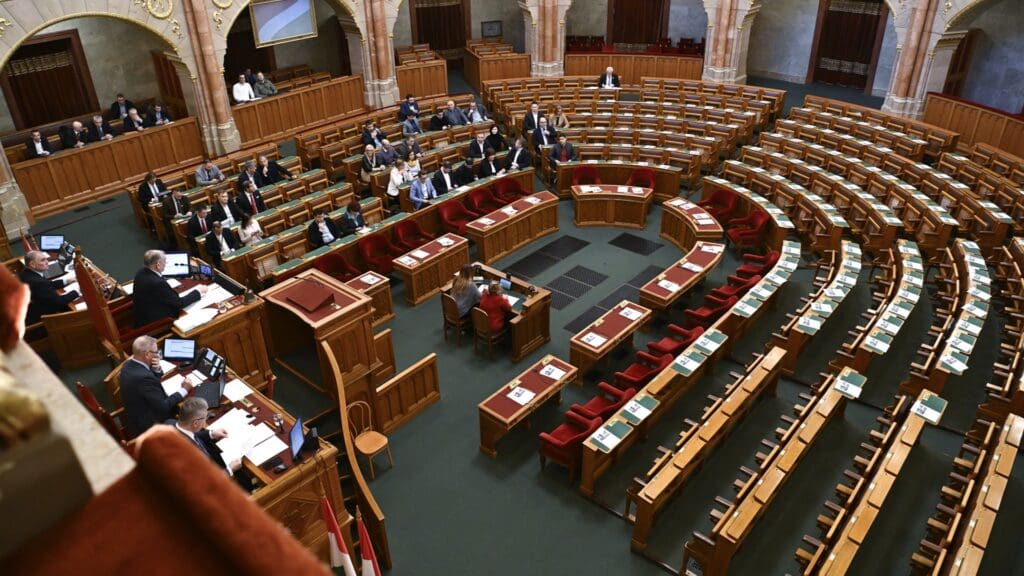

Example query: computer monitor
[162,338,196,363]
[499,278,512,291]
[162,252,191,278]
[39,235,64,251]
[289,418,306,459]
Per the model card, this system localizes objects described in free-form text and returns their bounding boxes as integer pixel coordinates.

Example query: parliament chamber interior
[3,0,1024,574]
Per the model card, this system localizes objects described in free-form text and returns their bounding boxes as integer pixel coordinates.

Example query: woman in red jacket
[478,280,512,332]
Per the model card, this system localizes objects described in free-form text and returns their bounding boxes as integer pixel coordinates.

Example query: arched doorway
[941,0,1024,113]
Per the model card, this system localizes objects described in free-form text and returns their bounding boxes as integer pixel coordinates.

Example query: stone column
[183,0,240,155]
[524,0,570,77]
[0,141,30,243]
[882,0,939,118]
[338,16,368,79]
[918,29,968,98]
[362,0,400,108]
[702,0,758,84]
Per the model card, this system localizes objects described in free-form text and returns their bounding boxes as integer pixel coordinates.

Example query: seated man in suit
[468,131,488,159]
[376,139,399,166]
[478,148,506,178]
[398,135,423,160]
[506,137,532,171]
[429,109,449,131]
[18,251,78,325]
[454,156,478,187]
[399,94,420,121]
[443,100,468,126]
[60,121,89,149]
[361,121,383,148]
[465,101,489,124]
[170,397,250,488]
[204,220,239,268]
[532,116,557,154]
[132,250,205,328]
[195,158,226,186]
[163,189,192,221]
[186,205,213,254]
[121,335,194,438]
[24,130,52,159]
[138,171,169,206]
[549,134,578,171]
[232,73,257,103]
[432,162,456,195]
[410,171,438,210]
[87,115,115,142]
[210,190,241,226]
[522,101,543,134]
[237,181,266,217]
[145,103,173,127]
[339,199,367,236]
[402,115,422,138]
[252,72,278,98]
[236,161,258,194]
[123,108,146,132]
[598,66,621,88]
[308,210,342,248]
[110,93,135,120]
[255,155,293,187]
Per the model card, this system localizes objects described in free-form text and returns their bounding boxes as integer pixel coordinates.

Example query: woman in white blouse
[238,213,264,246]
[404,151,421,179]
[387,158,412,210]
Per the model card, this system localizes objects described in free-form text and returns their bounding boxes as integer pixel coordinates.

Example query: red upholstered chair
[698,188,739,221]
[493,178,526,203]
[572,165,602,186]
[438,202,476,234]
[625,167,656,189]
[357,234,402,275]
[646,324,704,356]
[312,252,361,282]
[614,351,674,388]
[726,210,770,250]
[75,381,128,445]
[570,382,636,420]
[684,294,737,328]
[710,274,762,300]
[538,411,603,483]
[466,187,506,214]
[394,219,435,251]
[735,251,780,278]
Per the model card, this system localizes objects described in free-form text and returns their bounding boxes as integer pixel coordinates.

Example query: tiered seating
[899,239,990,396]
[720,159,849,253]
[794,390,939,574]
[769,240,861,375]
[700,176,796,250]
[789,106,928,161]
[830,240,923,374]
[910,414,1023,573]
[543,145,703,193]
[361,132,501,201]
[542,128,723,170]
[803,95,958,158]
[579,239,801,496]
[641,77,786,118]
[980,239,1024,419]
[968,142,1024,186]
[682,368,868,576]
[936,152,1024,227]
[638,241,726,313]
[626,346,787,551]
[659,196,725,251]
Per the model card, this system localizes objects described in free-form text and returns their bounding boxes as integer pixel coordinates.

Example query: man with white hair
[121,334,194,437]
[60,121,88,149]
[18,251,78,324]
[598,66,621,88]
[131,249,205,327]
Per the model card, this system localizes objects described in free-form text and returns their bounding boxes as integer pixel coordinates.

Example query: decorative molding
[212,10,224,31]
[134,0,174,20]
[0,18,10,38]
[212,0,234,9]
[170,18,182,38]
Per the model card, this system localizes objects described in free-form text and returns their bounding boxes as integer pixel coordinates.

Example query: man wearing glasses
[171,397,242,475]
[121,335,194,438]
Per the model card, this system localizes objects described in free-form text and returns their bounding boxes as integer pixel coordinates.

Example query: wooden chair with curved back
[75,381,129,451]
[471,306,506,358]
[441,292,470,344]
[348,400,394,480]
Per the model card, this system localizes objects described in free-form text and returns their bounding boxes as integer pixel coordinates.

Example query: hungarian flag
[358,511,382,576]
[320,497,356,576]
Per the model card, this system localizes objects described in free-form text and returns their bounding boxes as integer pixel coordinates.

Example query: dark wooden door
[0,30,98,129]
[224,20,276,84]
[811,0,886,90]
[410,0,468,65]
[609,0,668,44]
[942,29,977,97]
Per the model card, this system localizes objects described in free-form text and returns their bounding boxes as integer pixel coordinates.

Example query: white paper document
[437,236,455,247]
[523,196,541,205]
[623,400,652,422]
[397,256,417,266]
[539,364,567,380]
[161,373,186,396]
[246,436,288,466]
[506,386,537,406]
[581,332,608,347]
[166,278,182,289]
[681,262,704,273]
[222,378,253,402]
[411,249,430,259]
[591,427,623,452]
[173,308,219,333]
[477,217,495,225]
[657,279,681,293]
[359,273,380,285]
[619,307,643,321]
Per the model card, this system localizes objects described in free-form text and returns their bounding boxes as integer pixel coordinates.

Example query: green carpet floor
[24,73,1024,575]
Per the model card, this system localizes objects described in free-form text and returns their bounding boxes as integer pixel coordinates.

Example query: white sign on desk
[700,243,724,254]
[657,279,681,293]
[591,427,623,452]
[477,217,495,225]
[623,400,652,422]
[523,196,541,205]
[619,307,643,321]
[681,261,704,273]
[506,386,537,406]
[437,236,455,247]
[539,364,566,380]
[359,273,381,285]
[581,332,608,347]
[411,249,430,259]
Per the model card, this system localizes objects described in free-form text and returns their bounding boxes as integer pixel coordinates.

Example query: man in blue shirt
[410,171,438,210]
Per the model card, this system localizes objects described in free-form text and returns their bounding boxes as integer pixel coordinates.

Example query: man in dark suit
[237,182,266,217]
[398,94,420,121]
[123,108,146,132]
[376,139,399,166]
[87,115,115,142]
[429,110,449,131]
[307,210,342,248]
[522,102,543,134]
[109,93,135,120]
[361,121,383,147]
[454,156,477,187]
[132,250,205,328]
[255,155,293,187]
[443,100,468,126]
[163,189,192,221]
[237,161,258,194]
[549,134,578,168]
[145,104,173,127]
[59,121,89,149]
[506,137,532,171]
[24,130,52,159]
[18,251,78,324]
[120,334,194,438]
[398,135,423,160]
[138,172,168,206]
[478,149,505,178]
[210,191,242,226]
[432,162,456,195]
[532,117,557,154]
[170,397,251,490]
[186,205,213,254]
[468,132,488,159]
[598,66,621,88]
[204,221,239,268]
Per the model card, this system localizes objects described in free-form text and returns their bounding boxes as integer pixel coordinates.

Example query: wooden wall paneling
[234,76,366,146]
[372,328,396,386]
[372,353,441,434]
[923,93,1024,158]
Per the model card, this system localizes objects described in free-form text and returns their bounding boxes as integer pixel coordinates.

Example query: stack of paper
[411,249,430,259]
[173,308,219,333]
[437,236,455,247]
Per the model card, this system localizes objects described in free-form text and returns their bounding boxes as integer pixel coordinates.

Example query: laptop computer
[193,376,225,409]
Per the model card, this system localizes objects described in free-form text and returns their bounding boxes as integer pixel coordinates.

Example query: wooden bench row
[969,142,1024,186]
[541,145,702,192]
[789,106,928,161]
[979,239,1024,420]
[526,112,743,153]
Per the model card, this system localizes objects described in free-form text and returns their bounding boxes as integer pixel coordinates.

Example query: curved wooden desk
[659,196,724,251]
[465,191,560,264]
[571,184,654,229]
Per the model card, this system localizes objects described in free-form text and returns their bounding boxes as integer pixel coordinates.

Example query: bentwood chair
[348,400,393,480]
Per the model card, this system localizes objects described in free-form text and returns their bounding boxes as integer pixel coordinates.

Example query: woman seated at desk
[405,151,422,179]
[479,280,513,332]
[341,199,368,236]
[238,213,264,246]
[486,125,508,153]
[451,265,481,319]
[387,158,412,211]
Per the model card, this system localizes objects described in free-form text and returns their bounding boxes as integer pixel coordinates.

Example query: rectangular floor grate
[609,233,663,256]
[564,306,609,334]
[548,291,573,310]
[627,265,666,288]
[505,252,560,280]
[564,265,608,287]
[597,285,640,310]
[546,275,593,299]
[538,235,589,259]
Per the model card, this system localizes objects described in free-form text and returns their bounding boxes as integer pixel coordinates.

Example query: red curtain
[814,0,885,89]
[611,0,667,44]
